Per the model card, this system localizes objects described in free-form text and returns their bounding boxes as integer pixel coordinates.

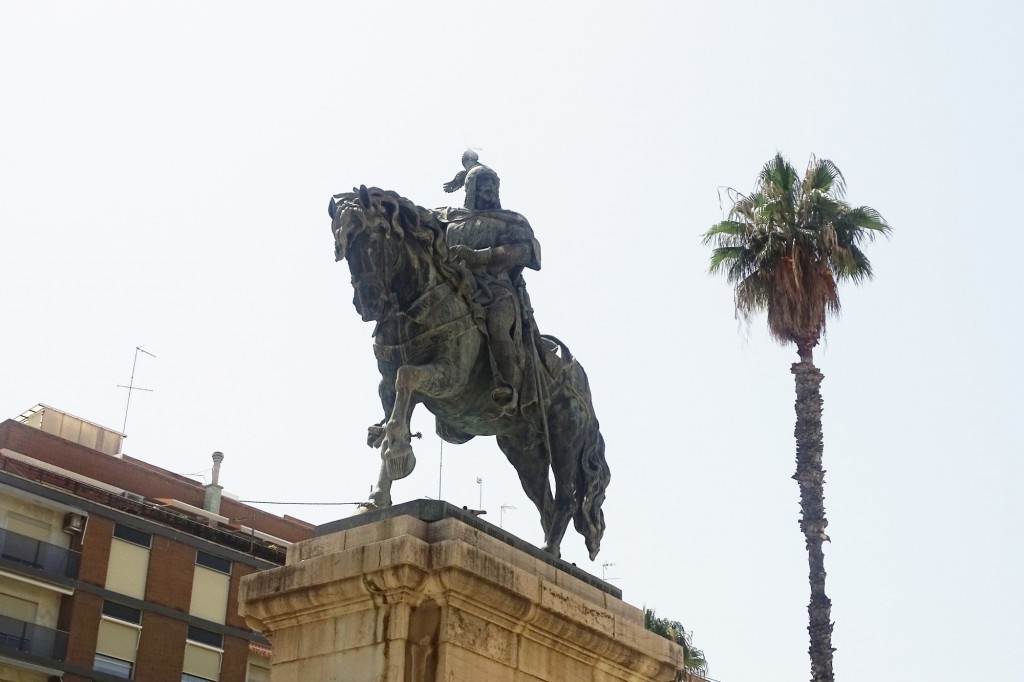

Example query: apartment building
[0,405,314,682]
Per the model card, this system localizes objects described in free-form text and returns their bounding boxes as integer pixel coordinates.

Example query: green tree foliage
[703,153,890,361]
[644,608,708,680]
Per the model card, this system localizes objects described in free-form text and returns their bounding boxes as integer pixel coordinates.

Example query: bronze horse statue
[329,186,609,559]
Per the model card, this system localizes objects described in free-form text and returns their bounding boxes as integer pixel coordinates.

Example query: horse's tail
[575,425,609,561]
[569,363,610,561]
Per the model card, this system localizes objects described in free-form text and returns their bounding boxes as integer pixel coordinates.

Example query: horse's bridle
[345,207,404,323]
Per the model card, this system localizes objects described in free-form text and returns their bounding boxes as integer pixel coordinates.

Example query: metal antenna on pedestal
[500,503,516,529]
[117,346,155,435]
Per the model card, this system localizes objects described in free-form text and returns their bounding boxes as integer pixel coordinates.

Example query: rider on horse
[440,152,542,417]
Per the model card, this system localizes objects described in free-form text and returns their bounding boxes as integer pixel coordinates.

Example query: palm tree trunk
[791,358,834,682]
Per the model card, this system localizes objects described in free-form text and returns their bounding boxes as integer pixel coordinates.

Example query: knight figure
[438,151,543,417]
[328,153,610,559]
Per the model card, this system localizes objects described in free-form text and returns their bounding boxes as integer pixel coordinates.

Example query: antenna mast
[118,345,155,435]
[438,441,444,501]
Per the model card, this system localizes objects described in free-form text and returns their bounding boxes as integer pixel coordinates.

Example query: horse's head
[329,186,447,323]
[329,187,395,322]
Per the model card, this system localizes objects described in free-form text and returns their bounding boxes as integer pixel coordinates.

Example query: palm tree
[702,153,890,682]
[644,608,709,681]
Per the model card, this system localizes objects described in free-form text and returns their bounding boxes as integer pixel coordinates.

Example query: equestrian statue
[328,152,610,559]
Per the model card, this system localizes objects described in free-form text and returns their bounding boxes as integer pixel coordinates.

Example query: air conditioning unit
[63,513,87,534]
[120,491,145,504]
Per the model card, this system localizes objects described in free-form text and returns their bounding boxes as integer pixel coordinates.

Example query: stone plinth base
[239,501,683,682]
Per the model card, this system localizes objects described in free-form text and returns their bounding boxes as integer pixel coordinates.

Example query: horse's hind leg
[543,445,576,559]
[497,435,555,540]
[539,397,588,558]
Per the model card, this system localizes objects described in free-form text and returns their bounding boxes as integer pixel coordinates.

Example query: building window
[96,617,140,676]
[182,641,222,682]
[0,591,38,659]
[246,654,271,682]
[182,675,216,682]
[187,626,223,649]
[190,553,230,624]
[107,525,151,601]
[113,524,151,548]
[195,551,231,574]
[94,653,133,678]
[0,592,39,623]
[5,511,53,542]
[102,601,142,625]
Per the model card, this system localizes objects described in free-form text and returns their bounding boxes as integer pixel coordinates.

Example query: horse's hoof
[367,425,385,448]
[355,493,392,514]
[384,448,416,480]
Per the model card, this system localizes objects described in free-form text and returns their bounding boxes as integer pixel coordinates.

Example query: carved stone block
[239,502,683,682]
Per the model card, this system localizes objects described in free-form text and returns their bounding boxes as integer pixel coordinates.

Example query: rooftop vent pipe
[203,451,225,515]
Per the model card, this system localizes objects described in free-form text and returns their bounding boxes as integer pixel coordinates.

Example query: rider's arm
[451,242,536,271]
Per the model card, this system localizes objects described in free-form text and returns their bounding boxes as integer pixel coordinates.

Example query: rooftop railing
[0,453,287,564]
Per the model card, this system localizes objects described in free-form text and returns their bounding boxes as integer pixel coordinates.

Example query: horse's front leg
[367,368,397,448]
[381,362,446,480]
[365,371,397,509]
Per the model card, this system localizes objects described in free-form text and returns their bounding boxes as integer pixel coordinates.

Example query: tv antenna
[118,346,155,435]
[602,562,618,581]
[500,503,516,529]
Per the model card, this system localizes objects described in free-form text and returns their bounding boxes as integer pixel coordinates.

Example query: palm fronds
[702,153,891,357]
[644,608,709,679]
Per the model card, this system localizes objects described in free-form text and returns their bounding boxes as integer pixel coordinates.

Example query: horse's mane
[334,187,471,299]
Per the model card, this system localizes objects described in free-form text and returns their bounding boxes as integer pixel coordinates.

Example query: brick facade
[226,562,257,632]
[62,591,103,671]
[221,635,252,682]
[146,534,196,612]
[135,611,189,682]
[79,515,114,586]
[0,412,315,681]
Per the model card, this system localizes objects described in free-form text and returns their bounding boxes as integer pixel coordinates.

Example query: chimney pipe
[211,451,224,486]
[204,451,225,515]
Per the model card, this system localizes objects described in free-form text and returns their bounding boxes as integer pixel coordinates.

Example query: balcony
[0,528,81,580]
[0,613,68,661]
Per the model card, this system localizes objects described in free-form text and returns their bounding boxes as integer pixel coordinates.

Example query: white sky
[2,2,1021,680]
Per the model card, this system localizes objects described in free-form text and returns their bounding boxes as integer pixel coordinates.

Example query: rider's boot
[492,385,518,416]
[490,339,520,416]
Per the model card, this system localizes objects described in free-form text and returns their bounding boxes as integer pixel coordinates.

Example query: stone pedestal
[239,501,683,682]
